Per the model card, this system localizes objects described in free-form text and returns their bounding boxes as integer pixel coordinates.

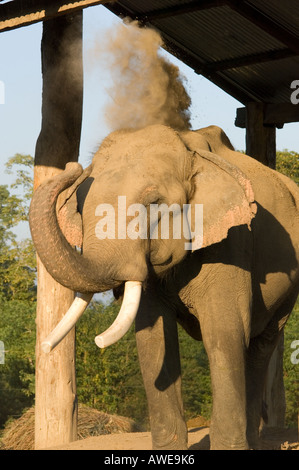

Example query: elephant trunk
[30,163,144,351]
[29,162,121,293]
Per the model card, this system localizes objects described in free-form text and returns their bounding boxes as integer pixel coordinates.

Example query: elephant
[29,124,299,450]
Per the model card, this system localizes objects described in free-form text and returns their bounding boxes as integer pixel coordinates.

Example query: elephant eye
[149,197,164,206]
[142,188,163,207]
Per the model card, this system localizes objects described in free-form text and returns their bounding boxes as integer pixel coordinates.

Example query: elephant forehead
[100,124,186,152]
[91,155,181,194]
[95,163,153,186]
[85,172,151,205]
[93,125,189,174]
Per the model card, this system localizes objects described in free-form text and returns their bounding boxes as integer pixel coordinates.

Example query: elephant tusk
[95,281,142,348]
[41,292,93,353]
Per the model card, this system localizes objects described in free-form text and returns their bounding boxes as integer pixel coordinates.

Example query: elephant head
[29,125,256,351]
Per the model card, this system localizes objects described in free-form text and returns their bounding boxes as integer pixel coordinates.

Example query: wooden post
[245,102,286,429]
[34,13,83,449]
[246,102,276,169]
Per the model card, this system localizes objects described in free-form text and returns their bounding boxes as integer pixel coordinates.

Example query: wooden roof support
[34,12,83,450]
[0,0,113,32]
[264,103,299,127]
[198,48,296,74]
[235,103,299,128]
[245,102,276,168]
[140,0,228,22]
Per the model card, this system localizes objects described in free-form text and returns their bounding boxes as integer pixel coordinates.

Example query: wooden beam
[34,12,83,450]
[198,48,296,74]
[0,0,113,32]
[235,107,248,128]
[264,103,299,127]
[236,103,299,128]
[227,0,299,55]
[140,0,228,22]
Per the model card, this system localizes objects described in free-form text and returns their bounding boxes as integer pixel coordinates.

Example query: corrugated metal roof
[154,6,285,62]
[249,0,299,37]
[105,0,299,118]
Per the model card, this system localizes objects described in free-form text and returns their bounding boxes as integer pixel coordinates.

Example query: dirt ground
[49,426,298,451]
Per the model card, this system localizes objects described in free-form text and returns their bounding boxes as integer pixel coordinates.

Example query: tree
[179,327,212,421]
[283,299,299,427]
[276,150,299,185]
[0,154,36,428]
[0,154,36,301]
[276,150,299,428]
[0,299,36,427]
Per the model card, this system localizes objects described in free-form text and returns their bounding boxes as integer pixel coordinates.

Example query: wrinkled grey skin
[29,125,299,450]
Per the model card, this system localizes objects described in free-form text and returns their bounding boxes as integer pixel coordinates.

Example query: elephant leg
[135,287,188,450]
[246,291,297,448]
[196,266,252,450]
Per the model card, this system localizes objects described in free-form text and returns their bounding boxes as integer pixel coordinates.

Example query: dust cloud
[90,20,191,131]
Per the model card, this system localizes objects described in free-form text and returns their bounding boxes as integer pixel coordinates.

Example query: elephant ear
[56,164,92,248]
[189,149,257,251]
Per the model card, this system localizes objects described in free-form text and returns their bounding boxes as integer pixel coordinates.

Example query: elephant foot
[247,432,262,450]
[210,427,249,450]
[151,426,188,451]
[210,441,249,450]
[152,439,188,451]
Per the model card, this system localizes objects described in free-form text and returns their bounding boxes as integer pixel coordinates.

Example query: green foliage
[0,154,36,301]
[5,154,34,209]
[276,150,299,184]
[276,150,299,426]
[283,301,299,427]
[0,238,36,302]
[179,327,212,421]
[0,154,36,428]
[0,299,36,427]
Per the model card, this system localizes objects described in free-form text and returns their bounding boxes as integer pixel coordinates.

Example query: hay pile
[0,405,141,450]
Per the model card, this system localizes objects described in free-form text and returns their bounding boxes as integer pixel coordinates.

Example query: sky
[0,4,298,238]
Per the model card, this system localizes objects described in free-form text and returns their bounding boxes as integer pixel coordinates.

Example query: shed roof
[105,0,299,116]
